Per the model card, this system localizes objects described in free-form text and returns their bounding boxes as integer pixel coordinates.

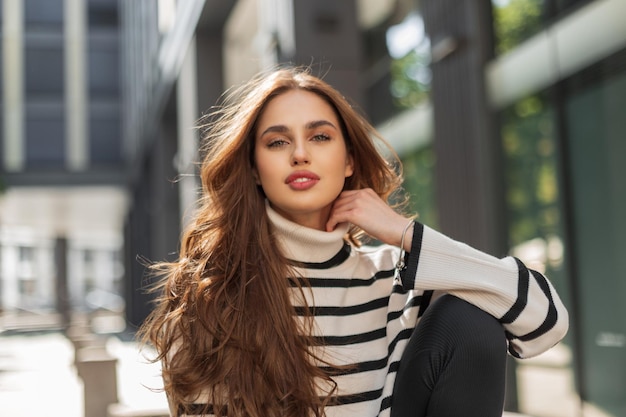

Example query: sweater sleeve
[400,222,569,359]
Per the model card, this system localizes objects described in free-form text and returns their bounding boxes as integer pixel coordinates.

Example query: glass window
[0,42,3,96]
[88,0,119,28]
[362,9,431,125]
[0,43,3,157]
[25,45,64,97]
[500,93,573,305]
[564,63,626,417]
[24,0,64,28]
[499,93,578,416]
[491,0,545,56]
[19,278,37,297]
[401,145,437,228]
[0,108,4,167]
[384,11,436,227]
[25,106,65,168]
[89,108,122,166]
[554,0,592,14]
[360,6,437,227]
[496,33,625,417]
[19,246,34,262]
[386,13,431,112]
[501,94,562,248]
[491,0,594,56]
[89,46,120,97]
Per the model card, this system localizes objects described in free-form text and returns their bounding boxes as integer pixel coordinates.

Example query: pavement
[0,312,169,417]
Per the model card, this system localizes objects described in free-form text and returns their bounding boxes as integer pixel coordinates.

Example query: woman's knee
[419,294,507,356]
[391,295,508,417]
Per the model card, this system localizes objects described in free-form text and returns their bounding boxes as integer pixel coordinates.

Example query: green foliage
[492,0,544,55]
[389,49,431,110]
[501,94,563,247]
[386,18,436,225]
[401,146,438,228]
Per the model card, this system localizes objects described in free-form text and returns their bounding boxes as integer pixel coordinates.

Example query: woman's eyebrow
[306,120,337,130]
[259,125,289,137]
[259,120,337,137]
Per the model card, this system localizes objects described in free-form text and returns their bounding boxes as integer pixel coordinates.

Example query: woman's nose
[291,141,310,165]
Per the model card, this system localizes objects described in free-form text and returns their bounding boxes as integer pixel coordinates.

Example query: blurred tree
[402,145,438,228]
[492,0,544,55]
[389,49,431,110]
[501,94,562,247]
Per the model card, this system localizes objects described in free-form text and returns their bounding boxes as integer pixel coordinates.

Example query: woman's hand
[326,188,413,250]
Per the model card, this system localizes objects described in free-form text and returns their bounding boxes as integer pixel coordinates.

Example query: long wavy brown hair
[139,67,405,417]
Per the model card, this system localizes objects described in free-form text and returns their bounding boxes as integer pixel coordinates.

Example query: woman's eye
[312,133,331,142]
[267,139,288,148]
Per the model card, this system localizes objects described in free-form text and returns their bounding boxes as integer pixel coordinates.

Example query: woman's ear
[252,166,261,185]
[345,154,354,178]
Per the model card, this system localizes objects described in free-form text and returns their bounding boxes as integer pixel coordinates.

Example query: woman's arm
[328,188,569,359]
[400,222,569,359]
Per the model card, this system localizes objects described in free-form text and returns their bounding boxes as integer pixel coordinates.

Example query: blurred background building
[0,0,624,416]
[0,0,126,325]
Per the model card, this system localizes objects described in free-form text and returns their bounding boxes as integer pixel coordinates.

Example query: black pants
[391,294,507,417]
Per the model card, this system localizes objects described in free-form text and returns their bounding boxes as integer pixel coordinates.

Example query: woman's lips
[285,171,320,191]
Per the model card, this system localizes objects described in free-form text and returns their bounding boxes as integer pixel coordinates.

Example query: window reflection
[386,13,431,112]
[500,92,580,417]
[492,0,544,56]
[375,8,436,226]
[491,0,593,56]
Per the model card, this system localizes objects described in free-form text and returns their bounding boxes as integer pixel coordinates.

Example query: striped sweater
[177,205,569,417]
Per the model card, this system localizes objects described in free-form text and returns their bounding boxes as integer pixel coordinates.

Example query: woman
[140,67,568,417]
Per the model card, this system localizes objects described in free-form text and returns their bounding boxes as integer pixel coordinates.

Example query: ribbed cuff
[399,221,423,290]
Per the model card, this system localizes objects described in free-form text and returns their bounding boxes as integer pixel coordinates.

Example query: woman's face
[253,89,354,230]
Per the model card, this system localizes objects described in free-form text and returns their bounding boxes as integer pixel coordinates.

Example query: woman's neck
[267,203,331,231]
[266,202,349,264]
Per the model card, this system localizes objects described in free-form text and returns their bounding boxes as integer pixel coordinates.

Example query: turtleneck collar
[266,201,350,265]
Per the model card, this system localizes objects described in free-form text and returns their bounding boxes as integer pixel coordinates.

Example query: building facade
[0,0,624,416]
[0,0,126,325]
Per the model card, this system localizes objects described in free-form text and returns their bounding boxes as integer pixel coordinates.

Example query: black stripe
[399,222,423,290]
[386,327,414,358]
[505,331,522,358]
[320,325,411,376]
[417,290,433,318]
[387,293,423,322]
[288,242,351,269]
[388,359,401,374]
[318,329,413,376]
[516,269,559,341]
[290,268,395,288]
[295,292,422,319]
[295,296,389,317]
[499,258,530,324]
[309,298,418,347]
[314,327,387,346]
[320,356,388,375]
[332,388,383,405]
[379,395,393,413]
